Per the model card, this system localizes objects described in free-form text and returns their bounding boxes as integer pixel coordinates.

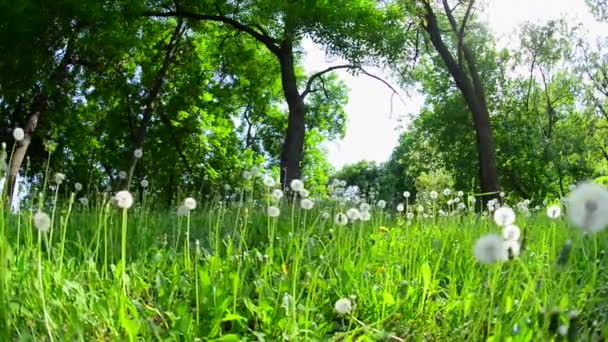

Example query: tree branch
[144,10,281,55]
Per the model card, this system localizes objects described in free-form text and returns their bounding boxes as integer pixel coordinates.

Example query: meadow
[1,174,606,341]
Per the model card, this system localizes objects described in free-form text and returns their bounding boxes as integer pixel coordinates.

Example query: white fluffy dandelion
[13,127,24,142]
[346,208,361,221]
[177,205,189,217]
[134,148,143,159]
[114,190,133,209]
[335,213,348,226]
[300,198,314,210]
[359,202,371,212]
[457,191,464,197]
[502,224,521,242]
[118,171,127,180]
[546,205,561,219]
[263,175,276,188]
[334,298,353,315]
[376,200,386,209]
[140,179,149,188]
[566,182,608,233]
[403,191,411,198]
[429,191,438,200]
[290,179,304,192]
[406,212,414,220]
[267,206,280,217]
[396,203,404,212]
[272,188,284,202]
[74,182,83,192]
[494,207,516,227]
[443,189,451,196]
[78,197,88,206]
[473,234,508,264]
[53,172,65,185]
[242,170,253,180]
[503,239,521,258]
[360,210,371,221]
[184,197,197,210]
[299,189,310,198]
[33,211,51,232]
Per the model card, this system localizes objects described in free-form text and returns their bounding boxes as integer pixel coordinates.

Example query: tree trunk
[422,4,500,197]
[7,44,73,203]
[278,40,307,187]
[121,20,184,190]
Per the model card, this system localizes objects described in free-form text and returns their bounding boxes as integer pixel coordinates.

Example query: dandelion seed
[457,203,466,210]
[502,224,521,241]
[504,239,521,259]
[183,197,197,210]
[133,148,143,159]
[53,172,65,185]
[443,189,451,196]
[79,197,88,206]
[376,200,386,209]
[140,179,149,188]
[290,179,304,192]
[242,170,253,180]
[74,182,82,192]
[299,189,310,198]
[346,208,361,221]
[114,190,133,209]
[416,205,424,212]
[272,188,284,202]
[494,207,516,227]
[359,202,371,212]
[396,203,404,212]
[429,191,438,200]
[473,234,507,264]
[177,205,189,217]
[13,127,24,142]
[447,199,454,206]
[300,198,314,210]
[118,171,127,180]
[546,205,561,219]
[406,212,414,220]
[457,191,464,197]
[263,175,276,188]
[566,182,608,233]
[334,298,353,315]
[339,180,347,187]
[335,213,348,226]
[360,210,371,221]
[267,206,280,217]
[403,191,411,198]
[33,211,51,232]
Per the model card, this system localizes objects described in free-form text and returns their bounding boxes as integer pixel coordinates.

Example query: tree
[144,0,407,187]
[410,0,501,198]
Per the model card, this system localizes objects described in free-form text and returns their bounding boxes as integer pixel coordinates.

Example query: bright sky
[303,0,606,169]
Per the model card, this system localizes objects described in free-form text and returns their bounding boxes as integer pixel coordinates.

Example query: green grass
[0,192,607,341]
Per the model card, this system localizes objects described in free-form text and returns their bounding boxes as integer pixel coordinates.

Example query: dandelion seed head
[360,210,371,221]
[290,179,304,192]
[334,298,353,315]
[118,171,127,180]
[566,182,608,233]
[184,197,197,210]
[272,188,284,202]
[74,182,82,192]
[546,205,561,219]
[140,179,149,188]
[133,148,143,159]
[335,213,348,226]
[242,170,253,180]
[299,189,310,198]
[457,191,464,197]
[443,189,451,196]
[406,212,414,220]
[53,172,65,185]
[376,200,386,209]
[403,191,411,198]
[177,205,189,217]
[503,239,521,258]
[13,127,24,142]
[114,190,133,209]
[473,233,507,264]
[494,207,516,227]
[33,211,51,232]
[263,175,276,188]
[78,197,88,206]
[396,203,404,212]
[321,211,330,219]
[300,198,314,210]
[502,224,521,241]
[267,206,280,217]
[429,191,438,200]
[346,208,361,221]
